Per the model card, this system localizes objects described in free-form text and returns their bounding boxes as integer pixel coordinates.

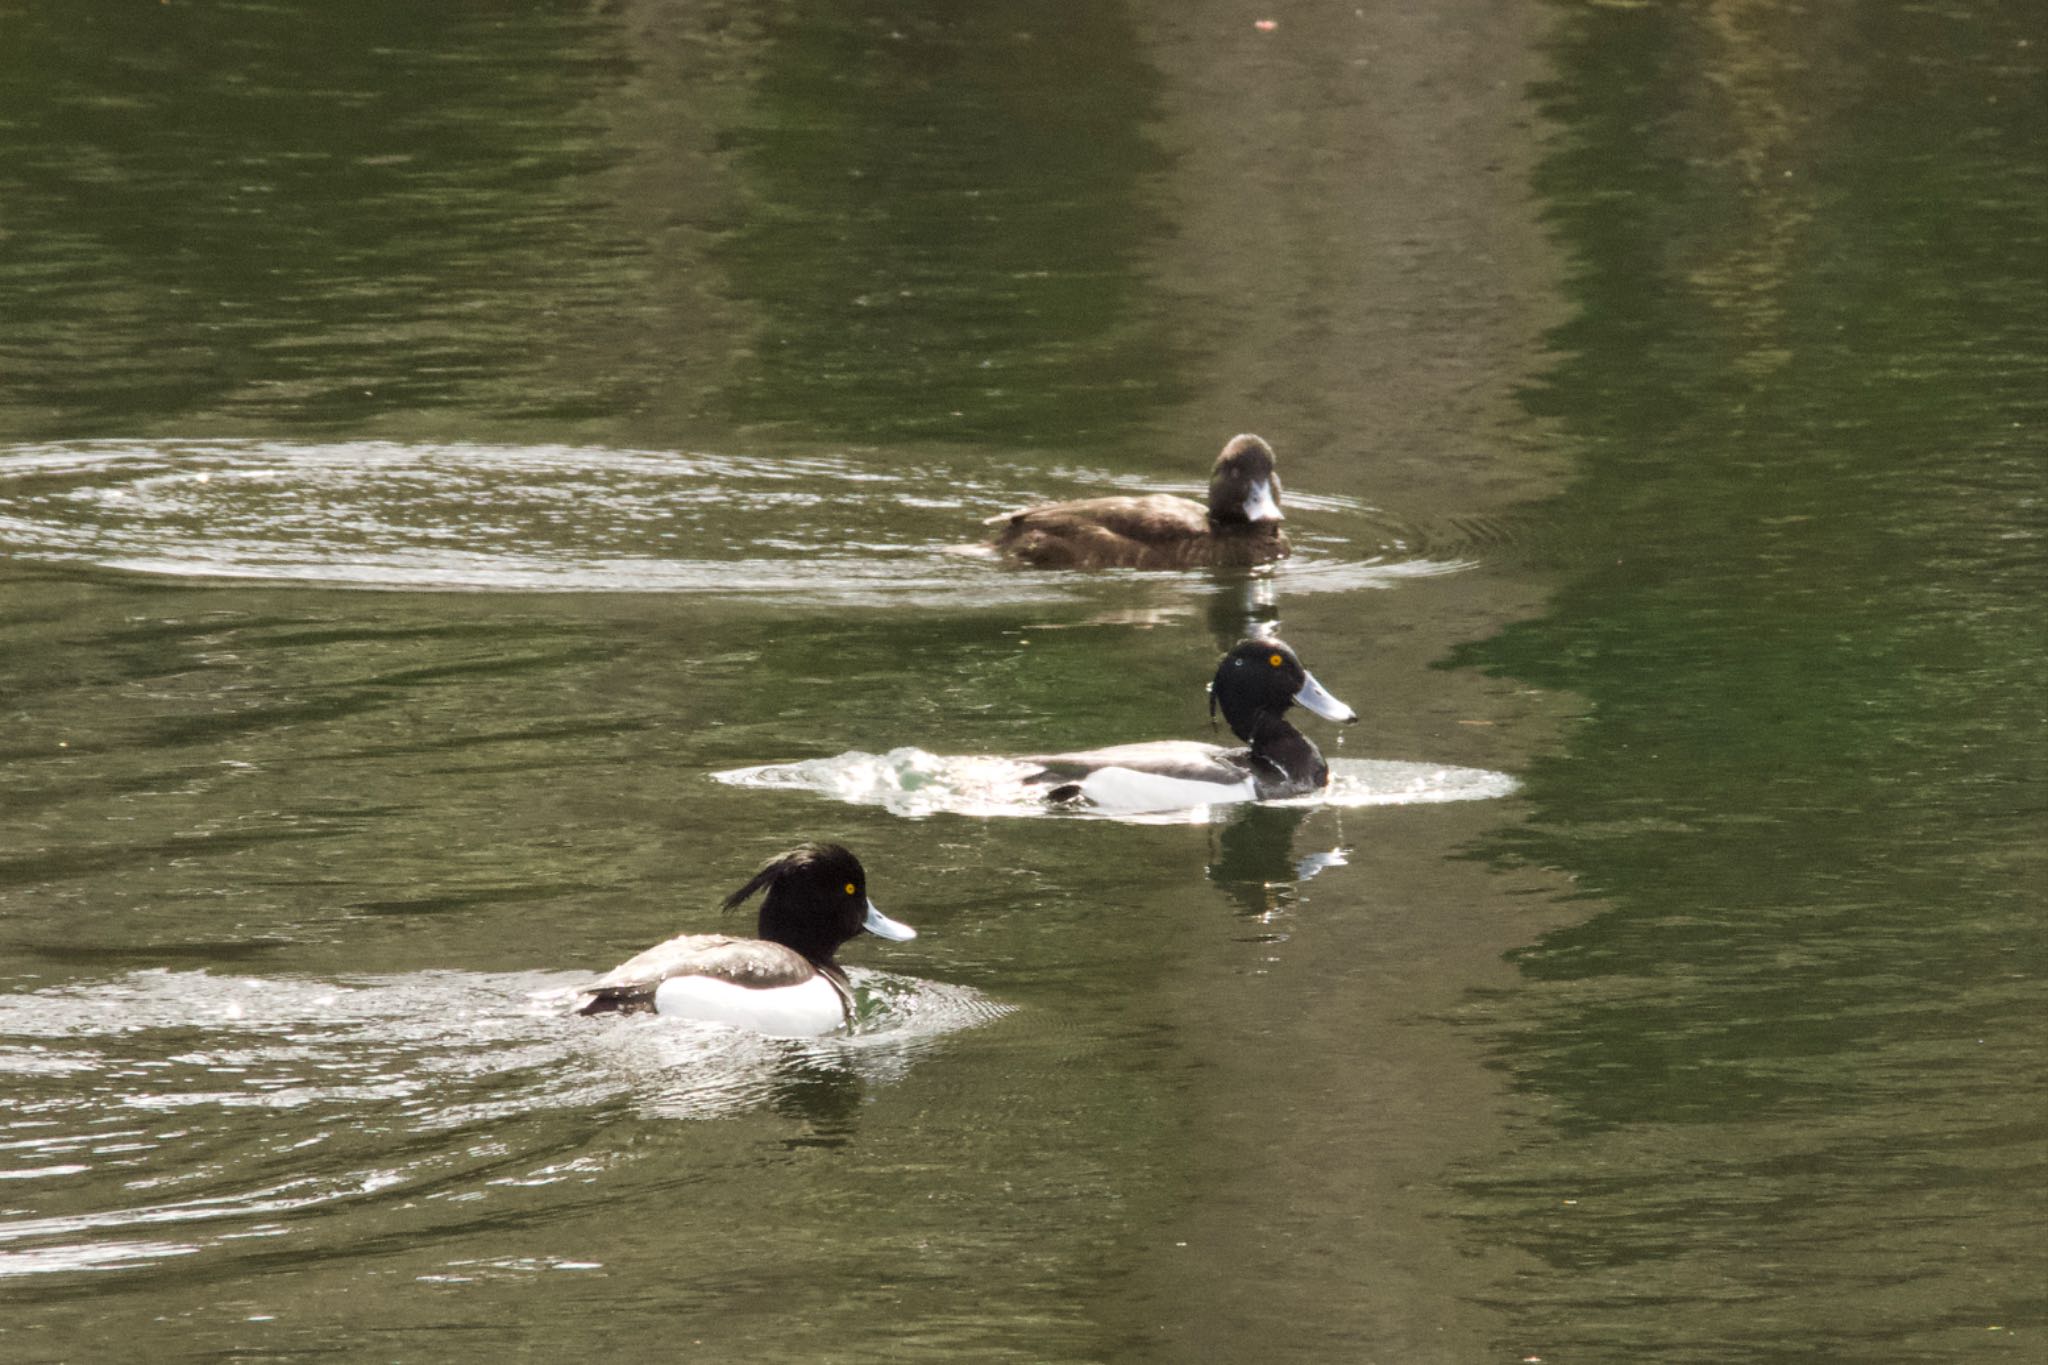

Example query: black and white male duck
[984,434,1291,569]
[1021,638,1357,811]
[574,843,915,1036]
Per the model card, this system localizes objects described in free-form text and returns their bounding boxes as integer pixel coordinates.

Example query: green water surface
[0,2,2041,1361]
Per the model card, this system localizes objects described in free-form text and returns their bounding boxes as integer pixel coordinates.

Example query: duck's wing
[1021,739,1243,784]
[985,493,1206,535]
[1019,741,1264,811]
[574,934,814,1015]
[985,495,1211,568]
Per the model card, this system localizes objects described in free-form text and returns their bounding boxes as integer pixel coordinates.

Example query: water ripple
[0,439,1478,602]
[0,966,1007,1277]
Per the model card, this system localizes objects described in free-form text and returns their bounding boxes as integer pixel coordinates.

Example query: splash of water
[714,748,1517,823]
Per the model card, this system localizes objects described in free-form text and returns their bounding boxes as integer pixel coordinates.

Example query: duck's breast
[1025,740,1259,812]
[653,972,849,1037]
[1068,765,1258,812]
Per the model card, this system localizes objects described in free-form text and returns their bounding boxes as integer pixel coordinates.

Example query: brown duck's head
[1206,434,1285,526]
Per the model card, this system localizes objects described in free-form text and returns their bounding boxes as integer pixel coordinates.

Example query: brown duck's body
[986,494,1289,570]
[983,434,1293,570]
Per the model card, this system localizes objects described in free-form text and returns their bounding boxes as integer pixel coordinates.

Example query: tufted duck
[574,843,916,1036]
[984,434,1292,569]
[1022,638,1357,810]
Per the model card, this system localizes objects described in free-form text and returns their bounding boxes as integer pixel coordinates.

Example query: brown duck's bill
[1241,477,1283,523]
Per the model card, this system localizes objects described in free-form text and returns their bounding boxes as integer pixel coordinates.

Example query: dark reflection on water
[1446,0,2046,1358]
[716,1,1177,445]
[1201,805,1351,923]
[0,1,642,434]
[0,0,1183,453]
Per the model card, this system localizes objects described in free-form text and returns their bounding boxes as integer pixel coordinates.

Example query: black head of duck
[574,843,916,1034]
[1207,637,1358,798]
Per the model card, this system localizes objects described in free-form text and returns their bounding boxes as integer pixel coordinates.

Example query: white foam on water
[715,748,1517,824]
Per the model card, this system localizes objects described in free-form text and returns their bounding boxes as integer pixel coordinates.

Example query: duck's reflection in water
[1204,803,1349,923]
[1206,568,1282,651]
[770,1053,867,1147]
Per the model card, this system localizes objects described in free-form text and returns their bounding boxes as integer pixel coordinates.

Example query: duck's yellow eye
[845,882,858,896]
[1269,653,1284,668]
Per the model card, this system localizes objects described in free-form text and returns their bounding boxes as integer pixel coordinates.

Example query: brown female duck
[984,434,1291,569]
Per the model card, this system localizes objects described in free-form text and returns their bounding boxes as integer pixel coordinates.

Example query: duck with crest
[574,843,915,1037]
